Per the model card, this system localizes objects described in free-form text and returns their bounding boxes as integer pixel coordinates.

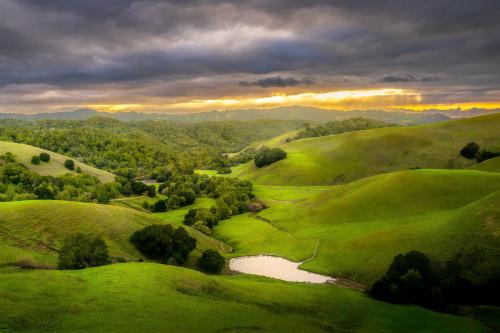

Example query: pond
[229,255,334,284]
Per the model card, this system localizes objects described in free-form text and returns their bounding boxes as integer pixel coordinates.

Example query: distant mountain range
[1,106,498,125]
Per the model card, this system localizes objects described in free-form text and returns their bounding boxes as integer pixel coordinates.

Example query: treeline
[460,142,500,163]
[293,117,394,141]
[0,117,301,175]
[371,250,499,311]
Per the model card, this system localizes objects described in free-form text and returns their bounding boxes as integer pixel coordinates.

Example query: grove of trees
[58,233,109,269]
[254,147,287,168]
[130,224,196,265]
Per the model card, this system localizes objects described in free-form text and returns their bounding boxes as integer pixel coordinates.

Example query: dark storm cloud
[239,76,314,88]
[380,75,416,83]
[0,0,499,111]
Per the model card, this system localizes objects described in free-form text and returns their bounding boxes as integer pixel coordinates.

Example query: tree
[58,233,109,269]
[130,224,196,264]
[370,251,433,304]
[146,185,156,197]
[460,142,480,159]
[64,159,75,170]
[254,147,287,168]
[39,152,50,162]
[198,249,225,273]
[31,155,40,165]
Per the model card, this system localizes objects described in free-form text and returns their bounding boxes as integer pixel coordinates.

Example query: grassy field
[231,114,500,185]
[0,200,229,269]
[0,141,115,183]
[215,169,500,284]
[0,262,492,333]
[469,157,500,173]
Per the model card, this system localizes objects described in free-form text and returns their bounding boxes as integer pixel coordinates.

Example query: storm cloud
[0,0,499,112]
[239,76,314,88]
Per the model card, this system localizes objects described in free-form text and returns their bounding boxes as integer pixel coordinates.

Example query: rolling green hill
[0,141,115,183]
[215,169,500,284]
[469,157,500,173]
[232,114,500,185]
[0,200,229,269]
[0,263,491,333]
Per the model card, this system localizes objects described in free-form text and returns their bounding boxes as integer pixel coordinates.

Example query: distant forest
[0,117,301,175]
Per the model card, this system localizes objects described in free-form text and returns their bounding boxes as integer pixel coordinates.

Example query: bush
[64,159,75,170]
[31,155,40,165]
[130,224,196,264]
[217,167,232,174]
[39,152,50,162]
[460,142,480,159]
[477,150,500,163]
[58,233,109,269]
[198,249,225,273]
[254,147,287,168]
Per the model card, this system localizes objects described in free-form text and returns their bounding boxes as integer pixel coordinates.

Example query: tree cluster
[182,176,260,234]
[198,249,225,273]
[58,233,109,269]
[370,250,500,311]
[460,142,500,163]
[254,147,287,168]
[130,224,196,265]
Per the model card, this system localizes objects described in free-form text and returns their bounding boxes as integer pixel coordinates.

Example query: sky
[0,0,499,114]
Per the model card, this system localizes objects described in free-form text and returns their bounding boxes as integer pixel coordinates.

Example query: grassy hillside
[469,157,500,173]
[0,141,115,183]
[215,169,500,284]
[232,113,500,185]
[0,200,228,269]
[0,263,491,333]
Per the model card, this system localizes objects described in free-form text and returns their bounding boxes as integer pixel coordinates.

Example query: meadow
[0,141,115,183]
[231,114,500,185]
[0,263,492,333]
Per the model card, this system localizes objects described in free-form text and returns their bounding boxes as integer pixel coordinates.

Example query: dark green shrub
[254,147,287,168]
[477,150,500,162]
[146,185,156,197]
[39,152,50,162]
[460,142,480,159]
[130,224,196,264]
[31,155,40,165]
[217,167,232,174]
[64,159,75,170]
[198,249,225,273]
[58,234,109,269]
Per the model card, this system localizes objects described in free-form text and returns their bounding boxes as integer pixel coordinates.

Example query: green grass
[232,114,500,185]
[0,263,492,333]
[215,169,500,284]
[0,141,115,183]
[469,157,500,173]
[194,169,219,176]
[0,200,229,269]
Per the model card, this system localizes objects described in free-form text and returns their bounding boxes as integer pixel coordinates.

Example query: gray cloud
[239,76,314,88]
[380,75,416,83]
[0,0,499,112]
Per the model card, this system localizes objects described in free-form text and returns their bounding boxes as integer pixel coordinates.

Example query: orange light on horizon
[87,88,423,113]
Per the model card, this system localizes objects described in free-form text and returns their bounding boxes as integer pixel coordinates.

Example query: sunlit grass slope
[215,169,500,284]
[0,263,491,333]
[0,141,115,183]
[469,157,500,173]
[0,200,228,269]
[232,114,500,185]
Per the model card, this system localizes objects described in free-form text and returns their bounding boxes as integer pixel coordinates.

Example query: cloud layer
[0,0,499,113]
